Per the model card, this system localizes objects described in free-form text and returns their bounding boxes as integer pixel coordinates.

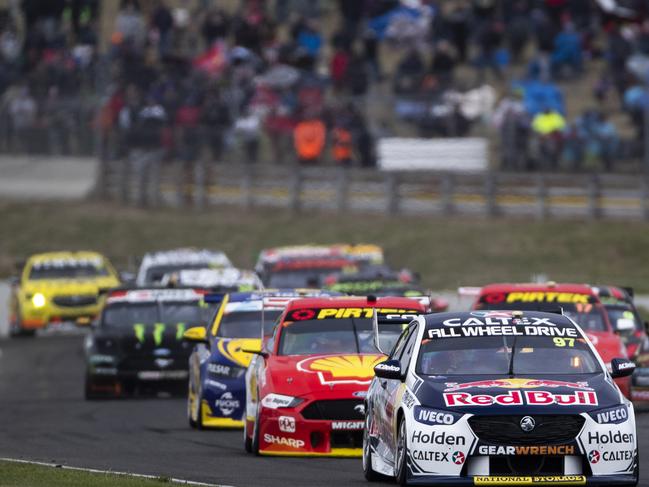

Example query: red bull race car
[473,283,632,399]
[243,295,427,457]
[364,310,638,486]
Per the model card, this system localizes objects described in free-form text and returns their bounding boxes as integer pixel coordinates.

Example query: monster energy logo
[133,323,187,345]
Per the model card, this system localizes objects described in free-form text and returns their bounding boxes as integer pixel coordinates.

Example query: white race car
[363,310,638,486]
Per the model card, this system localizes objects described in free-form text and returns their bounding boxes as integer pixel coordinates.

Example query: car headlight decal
[260,393,304,409]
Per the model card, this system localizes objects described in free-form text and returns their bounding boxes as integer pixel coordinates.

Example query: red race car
[473,283,631,398]
[243,295,426,457]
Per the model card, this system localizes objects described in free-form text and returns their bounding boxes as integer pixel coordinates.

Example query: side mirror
[242,348,268,359]
[374,359,404,381]
[182,326,209,344]
[611,358,636,379]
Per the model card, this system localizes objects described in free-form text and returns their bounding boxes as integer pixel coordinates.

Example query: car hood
[211,338,261,367]
[267,353,383,397]
[23,277,119,295]
[415,373,621,415]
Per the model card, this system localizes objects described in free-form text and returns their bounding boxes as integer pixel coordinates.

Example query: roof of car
[140,248,232,268]
[480,283,597,295]
[106,288,206,304]
[424,310,576,329]
[285,296,427,312]
[29,250,106,264]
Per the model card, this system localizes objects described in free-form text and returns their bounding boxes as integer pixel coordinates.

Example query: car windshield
[144,263,213,285]
[217,310,283,338]
[267,268,344,288]
[29,262,109,279]
[477,301,609,332]
[417,335,600,376]
[605,305,643,334]
[103,302,216,328]
[278,317,380,355]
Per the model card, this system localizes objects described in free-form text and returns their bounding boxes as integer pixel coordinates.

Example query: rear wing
[372,309,421,355]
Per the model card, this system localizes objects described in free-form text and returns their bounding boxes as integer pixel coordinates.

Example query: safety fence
[99,160,649,220]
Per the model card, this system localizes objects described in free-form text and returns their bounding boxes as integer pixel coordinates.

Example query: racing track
[1,335,648,487]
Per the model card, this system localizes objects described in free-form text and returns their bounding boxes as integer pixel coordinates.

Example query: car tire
[243,416,252,453]
[187,383,197,429]
[10,313,35,338]
[395,416,409,486]
[363,410,381,481]
[84,374,97,400]
[251,401,261,456]
[194,383,204,430]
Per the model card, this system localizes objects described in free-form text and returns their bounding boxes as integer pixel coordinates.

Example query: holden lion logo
[588,450,600,464]
[354,404,365,416]
[452,451,465,465]
[297,355,383,386]
[520,416,536,432]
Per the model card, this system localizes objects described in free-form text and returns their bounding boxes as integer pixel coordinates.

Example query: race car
[160,268,263,291]
[135,248,232,287]
[84,288,219,398]
[254,244,384,287]
[592,285,649,404]
[473,283,632,398]
[183,289,342,429]
[363,310,638,486]
[9,251,121,336]
[243,295,427,457]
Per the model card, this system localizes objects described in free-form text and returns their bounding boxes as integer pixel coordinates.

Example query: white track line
[0,457,234,487]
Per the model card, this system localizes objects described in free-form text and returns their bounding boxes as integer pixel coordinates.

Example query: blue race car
[184,289,339,429]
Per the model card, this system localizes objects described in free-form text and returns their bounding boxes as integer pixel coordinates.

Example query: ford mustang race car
[183,289,341,429]
[9,251,121,336]
[84,288,219,398]
[592,286,649,404]
[243,295,427,457]
[473,283,631,399]
[363,310,638,486]
[254,244,384,287]
[135,248,232,287]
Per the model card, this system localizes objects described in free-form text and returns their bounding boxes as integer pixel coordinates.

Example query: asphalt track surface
[1,334,649,487]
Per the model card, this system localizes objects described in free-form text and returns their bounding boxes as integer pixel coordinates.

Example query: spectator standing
[151,0,174,59]
[293,112,325,165]
[8,85,37,153]
[531,106,566,170]
[114,0,146,56]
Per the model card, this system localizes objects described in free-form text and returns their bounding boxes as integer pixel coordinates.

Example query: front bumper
[200,379,246,428]
[406,474,637,486]
[257,406,363,457]
[21,302,101,329]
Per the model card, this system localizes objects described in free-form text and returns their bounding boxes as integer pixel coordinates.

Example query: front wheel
[395,417,409,486]
[250,401,261,456]
[363,410,381,481]
[243,416,252,453]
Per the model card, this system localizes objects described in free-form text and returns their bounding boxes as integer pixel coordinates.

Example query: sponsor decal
[208,363,231,376]
[588,450,600,464]
[589,405,629,425]
[331,420,364,430]
[297,354,383,386]
[431,323,577,339]
[286,307,420,321]
[452,451,465,465]
[278,416,296,433]
[413,406,460,426]
[154,358,173,368]
[617,361,636,371]
[478,445,575,456]
[403,389,416,409]
[587,431,634,445]
[411,430,466,446]
[375,363,400,372]
[205,379,227,390]
[214,391,240,416]
[261,394,298,409]
[354,403,365,415]
[412,450,451,462]
[481,292,591,305]
[353,390,367,398]
[263,434,305,448]
[444,390,598,407]
[474,475,586,485]
[444,378,592,392]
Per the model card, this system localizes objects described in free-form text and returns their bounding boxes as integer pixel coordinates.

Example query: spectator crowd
[3,0,649,174]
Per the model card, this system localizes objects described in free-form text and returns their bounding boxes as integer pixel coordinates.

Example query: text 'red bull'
[443,390,598,407]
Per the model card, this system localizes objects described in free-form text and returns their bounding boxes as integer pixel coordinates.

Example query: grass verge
[0,460,183,487]
[1,200,648,293]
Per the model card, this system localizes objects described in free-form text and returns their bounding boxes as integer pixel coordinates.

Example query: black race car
[84,288,219,398]
[364,310,638,486]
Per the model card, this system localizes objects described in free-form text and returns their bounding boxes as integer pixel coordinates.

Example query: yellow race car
[9,251,121,336]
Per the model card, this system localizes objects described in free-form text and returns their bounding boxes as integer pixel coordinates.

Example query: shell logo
[297,354,383,386]
[217,338,260,367]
